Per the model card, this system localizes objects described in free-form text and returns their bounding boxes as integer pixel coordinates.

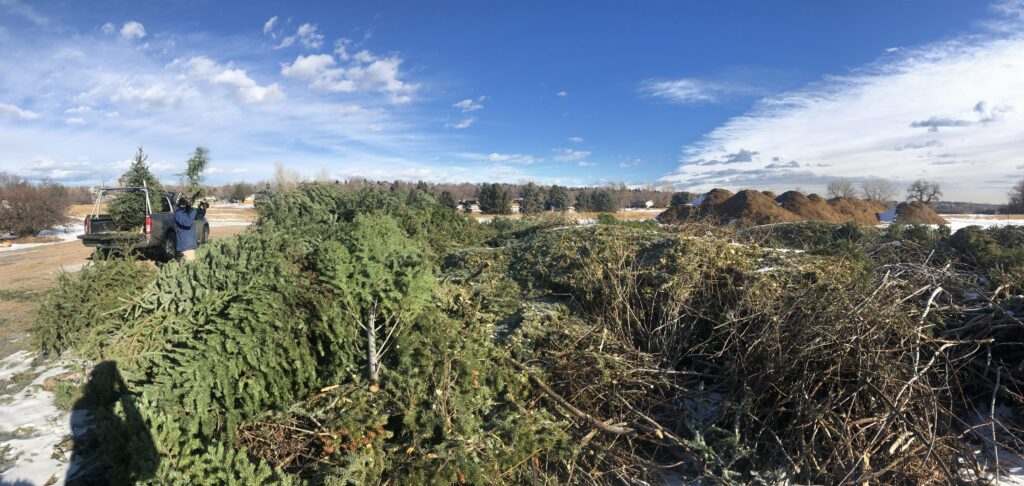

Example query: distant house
[510,198,522,213]
[243,194,256,204]
[644,200,655,209]
[457,198,482,213]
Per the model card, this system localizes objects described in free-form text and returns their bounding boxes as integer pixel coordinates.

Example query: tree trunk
[367,308,380,385]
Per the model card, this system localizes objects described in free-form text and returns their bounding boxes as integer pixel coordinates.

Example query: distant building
[243,194,256,204]
[510,198,522,213]
[644,200,655,209]
[457,198,482,213]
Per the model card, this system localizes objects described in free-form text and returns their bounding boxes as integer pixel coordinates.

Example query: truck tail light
[84,217,90,235]
[144,215,152,235]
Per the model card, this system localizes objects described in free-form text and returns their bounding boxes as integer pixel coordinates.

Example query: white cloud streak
[446,117,475,129]
[453,96,485,112]
[639,78,756,104]
[0,102,41,120]
[663,22,1024,202]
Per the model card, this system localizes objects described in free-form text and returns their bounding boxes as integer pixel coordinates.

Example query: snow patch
[0,353,73,485]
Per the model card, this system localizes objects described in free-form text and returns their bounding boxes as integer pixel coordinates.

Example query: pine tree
[670,191,694,207]
[591,188,619,212]
[316,214,434,386]
[109,147,163,230]
[575,189,592,212]
[519,182,546,213]
[477,183,511,214]
[545,185,569,211]
[438,190,457,210]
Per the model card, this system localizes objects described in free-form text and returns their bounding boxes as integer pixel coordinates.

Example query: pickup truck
[79,185,209,260]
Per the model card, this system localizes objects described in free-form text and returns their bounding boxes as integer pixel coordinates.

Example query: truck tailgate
[78,231,145,247]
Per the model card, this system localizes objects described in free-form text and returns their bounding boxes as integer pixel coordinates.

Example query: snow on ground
[0,225,84,253]
[944,215,1024,232]
[0,351,74,485]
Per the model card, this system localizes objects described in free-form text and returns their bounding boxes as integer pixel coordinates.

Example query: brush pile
[32,184,1024,484]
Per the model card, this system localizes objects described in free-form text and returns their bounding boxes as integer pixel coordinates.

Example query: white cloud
[456,152,539,165]
[662,30,1024,202]
[337,104,366,115]
[276,23,324,50]
[453,96,486,112]
[120,21,146,41]
[175,56,285,104]
[553,148,591,162]
[65,105,93,114]
[334,38,352,60]
[619,159,642,168]
[568,136,583,143]
[366,123,383,132]
[353,50,375,63]
[0,102,41,120]
[231,167,249,174]
[66,117,85,125]
[263,16,278,35]
[638,78,757,104]
[0,0,48,26]
[101,22,115,34]
[111,83,196,108]
[556,91,568,97]
[281,51,417,104]
[446,117,475,129]
[578,160,597,167]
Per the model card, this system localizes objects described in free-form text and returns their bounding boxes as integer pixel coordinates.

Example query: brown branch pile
[510,226,1024,484]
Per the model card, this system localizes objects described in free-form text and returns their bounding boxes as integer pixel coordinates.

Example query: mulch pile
[827,197,888,225]
[895,201,949,224]
[713,189,801,225]
[776,191,841,222]
[659,188,899,226]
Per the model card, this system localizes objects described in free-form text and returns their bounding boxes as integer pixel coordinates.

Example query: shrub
[0,172,71,237]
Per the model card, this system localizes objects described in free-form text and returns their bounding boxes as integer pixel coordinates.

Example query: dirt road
[0,225,249,357]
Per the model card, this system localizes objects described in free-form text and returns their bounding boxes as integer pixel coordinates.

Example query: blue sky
[1,0,1022,201]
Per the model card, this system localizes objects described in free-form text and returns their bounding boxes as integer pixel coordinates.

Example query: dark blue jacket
[173,207,198,252]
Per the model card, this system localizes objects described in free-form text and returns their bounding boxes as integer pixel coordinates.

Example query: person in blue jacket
[173,196,203,261]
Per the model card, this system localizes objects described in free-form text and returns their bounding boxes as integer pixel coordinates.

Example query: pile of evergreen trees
[33,182,1024,484]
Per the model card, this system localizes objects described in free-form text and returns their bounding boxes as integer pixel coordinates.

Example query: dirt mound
[828,197,883,225]
[761,190,777,200]
[658,188,734,224]
[895,202,949,224]
[776,191,841,222]
[714,190,801,225]
[655,204,693,223]
[701,188,734,206]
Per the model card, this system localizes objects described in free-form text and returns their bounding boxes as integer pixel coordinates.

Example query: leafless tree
[906,179,942,204]
[272,162,302,192]
[861,178,897,204]
[1008,179,1024,213]
[826,178,857,198]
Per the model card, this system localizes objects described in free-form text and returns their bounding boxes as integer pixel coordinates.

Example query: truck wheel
[201,226,209,244]
[162,234,177,261]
